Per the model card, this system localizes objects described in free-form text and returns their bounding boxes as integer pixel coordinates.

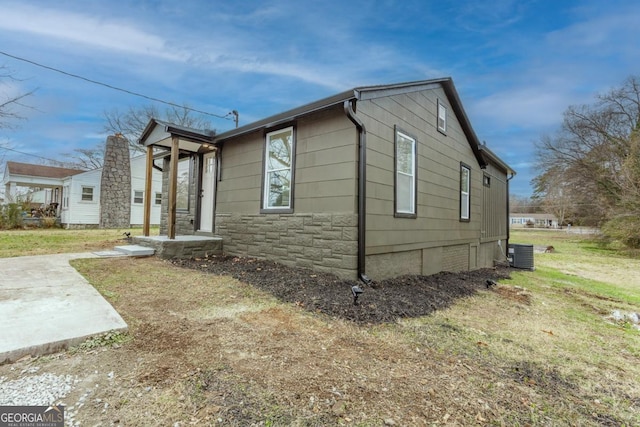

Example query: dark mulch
[171,255,512,324]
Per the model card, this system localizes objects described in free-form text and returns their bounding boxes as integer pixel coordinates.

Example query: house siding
[358,88,483,278]
[212,108,359,277]
[151,79,512,281]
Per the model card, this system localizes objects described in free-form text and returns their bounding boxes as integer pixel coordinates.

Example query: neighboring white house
[3,155,162,228]
[509,213,559,228]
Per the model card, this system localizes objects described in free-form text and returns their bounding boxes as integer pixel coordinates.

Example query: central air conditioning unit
[508,243,535,270]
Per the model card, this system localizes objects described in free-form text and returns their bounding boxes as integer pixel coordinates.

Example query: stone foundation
[133,235,223,259]
[215,212,358,279]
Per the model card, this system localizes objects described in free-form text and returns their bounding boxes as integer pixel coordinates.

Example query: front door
[199,151,216,232]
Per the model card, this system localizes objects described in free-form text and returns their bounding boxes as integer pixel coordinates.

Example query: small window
[81,186,94,202]
[460,164,470,221]
[263,126,295,211]
[155,192,162,205]
[483,174,491,187]
[133,190,144,204]
[395,127,417,217]
[437,100,447,134]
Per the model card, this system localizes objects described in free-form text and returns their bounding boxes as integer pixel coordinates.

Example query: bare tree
[534,75,640,242]
[103,104,215,153]
[0,65,35,129]
[50,146,105,171]
[55,104,216,170]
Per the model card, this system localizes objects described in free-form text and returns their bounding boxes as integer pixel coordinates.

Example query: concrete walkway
[0,253,128,364]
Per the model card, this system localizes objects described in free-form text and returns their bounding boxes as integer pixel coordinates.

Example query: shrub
[601,215,640,248]
[0,203,25,229]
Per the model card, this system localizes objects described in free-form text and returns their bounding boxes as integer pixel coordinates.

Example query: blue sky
[1,0,639,196]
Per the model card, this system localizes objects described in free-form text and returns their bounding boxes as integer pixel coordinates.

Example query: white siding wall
[61,155,162,226]
[66,169,102,225]
[130,155,162,225]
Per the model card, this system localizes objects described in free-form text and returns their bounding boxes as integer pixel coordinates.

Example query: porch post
[167,136,179,239]
[143,145,153,236]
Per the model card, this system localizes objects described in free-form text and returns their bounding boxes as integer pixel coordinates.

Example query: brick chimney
[99,134,131,228]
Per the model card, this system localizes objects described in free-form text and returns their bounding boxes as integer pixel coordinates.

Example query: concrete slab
[0,253,128,364]
[113,245,155,257]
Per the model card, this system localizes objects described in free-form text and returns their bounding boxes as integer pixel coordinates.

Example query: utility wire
[0,50,235,121]
[0,144,61,163]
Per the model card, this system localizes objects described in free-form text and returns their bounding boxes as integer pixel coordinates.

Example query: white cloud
[0,3,187,62]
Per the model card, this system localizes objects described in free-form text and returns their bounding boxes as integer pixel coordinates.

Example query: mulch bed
[171,255,512,324]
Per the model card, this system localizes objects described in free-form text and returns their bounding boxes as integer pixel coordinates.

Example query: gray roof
[140,77,517,171]
[213,77,488,167]
[6,161,85,179]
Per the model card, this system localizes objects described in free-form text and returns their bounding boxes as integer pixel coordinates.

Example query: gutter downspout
[344,100,371,285]
[506,171,516,258]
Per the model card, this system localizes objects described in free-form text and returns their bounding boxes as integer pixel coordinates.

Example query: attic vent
[508,244,535,270]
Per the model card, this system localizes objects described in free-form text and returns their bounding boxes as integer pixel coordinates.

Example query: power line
[0,144,61,163]
[0,50,235,121]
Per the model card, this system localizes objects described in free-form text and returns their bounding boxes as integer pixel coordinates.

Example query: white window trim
[155,192,162,205]
[81,186,94,203]
[437,100,447,134]
[262,126,294,211]
[460,164,470,221]
[395,128,417,217]
[133,190,144,204]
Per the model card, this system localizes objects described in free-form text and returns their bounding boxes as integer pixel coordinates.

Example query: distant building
[2,154,162,228]
[510,213,559,228]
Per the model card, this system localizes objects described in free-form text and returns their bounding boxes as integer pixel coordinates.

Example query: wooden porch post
[142,145,153,236]
[167,136,179,239]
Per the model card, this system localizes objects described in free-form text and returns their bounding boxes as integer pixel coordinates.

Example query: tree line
[532,75,640,247]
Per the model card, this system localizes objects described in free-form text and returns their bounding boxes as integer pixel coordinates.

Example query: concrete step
[113,245,155,257]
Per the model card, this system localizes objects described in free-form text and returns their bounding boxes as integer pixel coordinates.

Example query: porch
[133,235,223,259]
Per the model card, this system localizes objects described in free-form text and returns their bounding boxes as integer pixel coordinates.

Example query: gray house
[137,78,514,282]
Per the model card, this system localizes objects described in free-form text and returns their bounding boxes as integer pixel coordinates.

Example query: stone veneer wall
[215,212,359,279]
[99,135,131,228]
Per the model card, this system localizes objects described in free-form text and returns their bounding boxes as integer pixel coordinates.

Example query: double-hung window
[395,127,417,217]
[460,163,470,221]
[81,186,94,202]
[133,190,144,204]
[263,126,294,211]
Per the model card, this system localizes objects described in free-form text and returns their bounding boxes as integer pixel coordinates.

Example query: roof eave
[214,89,357,142]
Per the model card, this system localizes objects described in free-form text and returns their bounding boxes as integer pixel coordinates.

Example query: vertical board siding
[482,163,509,241]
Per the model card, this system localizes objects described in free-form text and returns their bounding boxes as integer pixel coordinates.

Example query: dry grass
[0,227,158,258]
[1,229,638,425]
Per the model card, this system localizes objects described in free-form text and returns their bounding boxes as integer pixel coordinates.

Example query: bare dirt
[0,256,629,426]
[171,255,513,325]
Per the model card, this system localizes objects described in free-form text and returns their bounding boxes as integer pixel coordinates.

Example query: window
[155,192,162,205]
[437,100,447,134]
[460,164,470,221]
[483,174,491,187]
[395,127,417,217]
[263,126,294,211]
[176,157,190,210]
[133,190,144,204]
[63,185,69,209]
[81,186,94,202]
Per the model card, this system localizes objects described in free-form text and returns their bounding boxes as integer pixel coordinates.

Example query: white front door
[199,152,216,232]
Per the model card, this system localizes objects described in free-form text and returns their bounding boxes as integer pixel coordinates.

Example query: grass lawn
[0,227,158,258]
[1,228,638,425]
